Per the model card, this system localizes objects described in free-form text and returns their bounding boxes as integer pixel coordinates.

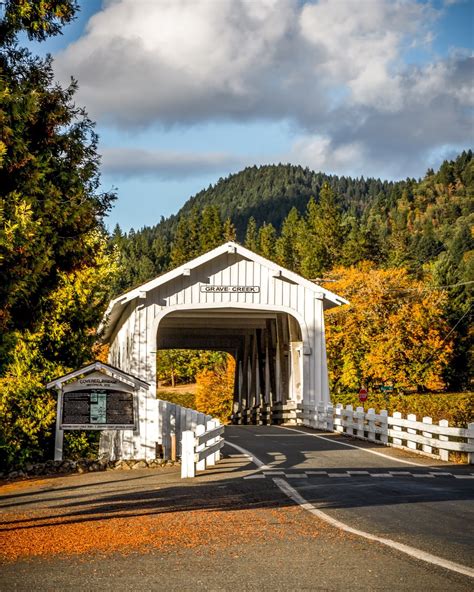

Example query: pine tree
[200,205,223,252]
[223,217,237,241]
[244,217,258,252]
[0,3,115,363]
[170,208,201,267]
[276,207,301,271]
[257,223,276,260]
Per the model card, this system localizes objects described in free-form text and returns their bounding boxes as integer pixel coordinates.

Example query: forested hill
[110,163,407,292]
[177,165,400,236]
[111,153,472,295]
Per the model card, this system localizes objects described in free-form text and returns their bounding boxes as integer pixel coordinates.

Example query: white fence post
[356,406,364,439]
[334,404,343,433]
[392,411,403,446]
[326,404,334,432]
[311,405,317,429]
[367,408,376,442]
[468,423,474,465]
[345,405,353,436]
[206,419,217,466]
[195,424,206,472]
[407,414,417,451]
[181,430,195,478]
[438,419,449,461]
[214,420,221,462]
[380,409,388,444]
[422,416,433,455]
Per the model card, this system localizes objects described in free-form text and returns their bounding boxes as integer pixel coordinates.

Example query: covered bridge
[100,242,347,459]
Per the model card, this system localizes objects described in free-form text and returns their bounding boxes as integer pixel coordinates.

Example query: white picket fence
[298,403,474,464]
[181,420,225,478]
[157,399,212,460]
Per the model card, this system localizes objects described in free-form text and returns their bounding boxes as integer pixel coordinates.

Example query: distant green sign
[380,385,394,392]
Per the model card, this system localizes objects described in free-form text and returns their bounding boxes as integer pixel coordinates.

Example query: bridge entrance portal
[157,307,303,424]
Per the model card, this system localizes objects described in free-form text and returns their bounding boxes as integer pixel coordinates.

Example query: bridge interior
[157,308,303,424]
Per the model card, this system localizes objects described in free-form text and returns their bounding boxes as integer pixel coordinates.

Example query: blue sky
[28,0,473,231]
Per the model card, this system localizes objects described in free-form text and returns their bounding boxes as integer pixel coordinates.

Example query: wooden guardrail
[298,403,474,463]
[157,399,212,460]
[181,420,225,478]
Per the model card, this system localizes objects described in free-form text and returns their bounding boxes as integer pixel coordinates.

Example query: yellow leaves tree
[195,355,236,424]
[325,263,453,393]
[0,232,120,469]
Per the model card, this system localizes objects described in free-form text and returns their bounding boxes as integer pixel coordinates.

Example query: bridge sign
[358,388,368,402]
[47,361,150,461]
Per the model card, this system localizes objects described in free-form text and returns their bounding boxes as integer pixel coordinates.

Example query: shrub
[331,391,473,427]
[195,355,235,424]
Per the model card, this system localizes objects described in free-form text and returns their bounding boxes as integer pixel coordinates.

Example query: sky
[28,0,474,231]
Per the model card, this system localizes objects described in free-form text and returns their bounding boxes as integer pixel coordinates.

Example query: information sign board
[61,390,135,430]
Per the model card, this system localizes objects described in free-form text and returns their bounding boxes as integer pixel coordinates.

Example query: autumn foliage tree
[325,264,454,393]
[195,355,236,424]
[0,233,119,468]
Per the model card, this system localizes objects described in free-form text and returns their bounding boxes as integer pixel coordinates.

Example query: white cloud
[287,136,367,177]
[54,0,473,179]
[101,147,246,179]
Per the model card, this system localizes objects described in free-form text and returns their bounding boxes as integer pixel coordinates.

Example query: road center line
[224,439,474,579]
[276,425,439,468]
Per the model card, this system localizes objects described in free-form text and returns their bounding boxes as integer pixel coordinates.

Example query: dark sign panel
[62,390,134,429]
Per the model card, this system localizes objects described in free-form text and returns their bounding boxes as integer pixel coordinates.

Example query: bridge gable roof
[100,242,348,341]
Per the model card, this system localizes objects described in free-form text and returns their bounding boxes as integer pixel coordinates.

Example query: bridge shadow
[1,450,472,534]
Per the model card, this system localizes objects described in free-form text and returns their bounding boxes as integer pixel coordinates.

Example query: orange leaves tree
[195,354,236,424]
[325,264,453,393]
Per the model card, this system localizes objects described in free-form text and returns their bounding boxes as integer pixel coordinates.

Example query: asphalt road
[1,424,473,591]
[225,424,474,569]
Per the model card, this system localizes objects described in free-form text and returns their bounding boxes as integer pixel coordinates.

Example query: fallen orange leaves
[0,504,331,562]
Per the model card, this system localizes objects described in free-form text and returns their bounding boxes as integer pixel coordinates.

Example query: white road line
[276,425,441,468]
[225,439,474,579]
[274,478,474,580]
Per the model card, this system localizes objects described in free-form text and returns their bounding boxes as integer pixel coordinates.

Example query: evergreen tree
[0,2,115,364]
[299,184,343,278]
[223,217,237,241]
[276,207,301,272]
[244,217,258,252]
[257,222,276,260]
[0,0,77,44]
[200,205,223,252]
[170,207,200,267]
